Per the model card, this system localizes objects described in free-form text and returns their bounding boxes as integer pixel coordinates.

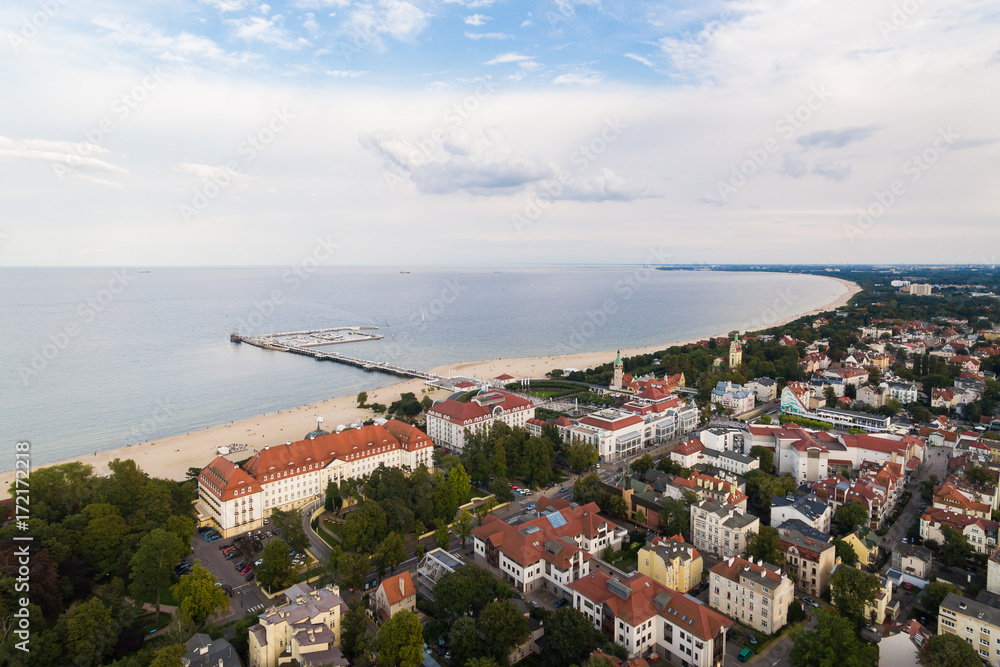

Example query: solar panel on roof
[546,511,568,529]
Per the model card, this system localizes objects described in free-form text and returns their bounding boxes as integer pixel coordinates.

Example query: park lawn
[467,488,491,501]
[136,612,171,635]
[605,545,640,572]
[138,580,180,609]
[317,525,341,547]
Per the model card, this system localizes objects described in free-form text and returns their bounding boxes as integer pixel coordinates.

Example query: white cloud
[92,18,250,66]
[0,137,128,186]
[359,126,555,195]
[443,0,494,7]
[326,69,370,77]
[201,0,255,12]
[464,14,489,26]
[342,0,429,50]
[552,70,602,86]
[484,52,533,65]
[465,32,513,40]
[623,52,655,68]
[228,15,307,49]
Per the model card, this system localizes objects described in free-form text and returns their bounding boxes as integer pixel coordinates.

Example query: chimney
[400,576,406,596]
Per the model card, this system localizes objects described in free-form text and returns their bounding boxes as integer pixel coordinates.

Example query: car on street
[802,597,818,607]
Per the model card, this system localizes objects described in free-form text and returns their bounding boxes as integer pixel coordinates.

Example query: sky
[0,0,998,266]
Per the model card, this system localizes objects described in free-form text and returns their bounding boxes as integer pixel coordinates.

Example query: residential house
[856,384,889,409]
[779,528,836,597]
[700,449,760,477]
[571,570,732,665]
[671,437,704,469]
[920,507,999,555]
[878,620,930,667]
[371,571,416,623]
[708,557,794,634]
[890,544,933,580]
[248,584,348,667]
[887,382,919,404]
[932,388,961,410]
[185,633,245,667]
[840,527,881,568]
[690,500,759,560]
[638,535,703,594]
[710,382,755,414]
[746,378,778,403]
[770,493,832,534]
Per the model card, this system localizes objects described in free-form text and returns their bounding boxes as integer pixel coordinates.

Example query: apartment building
[571,570,732,665]
[248,584,347,667]
[938,593,1000,666]
[769,493,832,534]
[690,500,759,560]
[637,535,703,594]
[472,497,627,600]
[920,507,999,555]
[708,557,794,634]
[779,528,836,597]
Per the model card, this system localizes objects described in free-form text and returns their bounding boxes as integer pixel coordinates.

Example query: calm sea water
[0,266,845,469]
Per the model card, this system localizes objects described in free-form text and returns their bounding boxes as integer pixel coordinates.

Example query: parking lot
[190,526,279,619]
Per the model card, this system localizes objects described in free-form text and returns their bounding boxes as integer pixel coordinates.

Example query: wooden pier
[230,327,436,380]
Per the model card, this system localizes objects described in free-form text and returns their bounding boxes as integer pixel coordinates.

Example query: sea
[0,266,846,469]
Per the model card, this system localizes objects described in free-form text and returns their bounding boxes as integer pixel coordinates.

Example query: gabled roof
[378,571,415,606]
[199,456,262,501]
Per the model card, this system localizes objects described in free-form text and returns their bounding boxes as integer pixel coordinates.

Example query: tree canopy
[919,633,983,667]
[790,607,879,667]
[375,609,424,667]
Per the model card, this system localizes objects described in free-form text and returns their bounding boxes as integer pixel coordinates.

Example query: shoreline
[1,276,860,497]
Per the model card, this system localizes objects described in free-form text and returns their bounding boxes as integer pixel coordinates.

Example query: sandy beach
[1,276,860,497]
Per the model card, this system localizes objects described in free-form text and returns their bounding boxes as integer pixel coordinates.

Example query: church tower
[612,350,624,390]
[729,333,743,368]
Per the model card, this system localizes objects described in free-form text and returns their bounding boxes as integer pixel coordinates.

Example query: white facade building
[425,390,535,453]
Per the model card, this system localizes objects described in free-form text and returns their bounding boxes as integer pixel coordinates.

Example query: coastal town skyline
[1,0,997,266]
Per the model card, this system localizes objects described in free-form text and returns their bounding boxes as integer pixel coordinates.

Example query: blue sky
[1,0,998,265]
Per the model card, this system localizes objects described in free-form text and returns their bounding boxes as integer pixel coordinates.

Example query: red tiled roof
[428,391,533,424]
[378,571,415,606]
[578,413,644,431]
[710,556,784,585]
[495,374,515,381]
[199,456,263,501]
[570,570,732,641]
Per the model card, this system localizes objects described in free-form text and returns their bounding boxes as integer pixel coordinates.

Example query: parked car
[526,504,536,511]
[240,566,253,575]
[245,572,255,582]
[255,559,263,566]
[802,597,818,608]
[225,552,237,560]
[555,598,569,608]
[738,648,753,662]
[218,543,231,550]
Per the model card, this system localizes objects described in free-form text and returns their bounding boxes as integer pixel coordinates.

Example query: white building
[701,449,760,477]
[746,378,778,403]
[472,497,626,600]
[710,381,755,414]
[571,570,732,665]
[698,427,743,452]
[708,557,794,635]
[425,390,535,453]
[769,493,833,534]
[887,382,918,404]
[197,420,433,537]
[690,500,760,560]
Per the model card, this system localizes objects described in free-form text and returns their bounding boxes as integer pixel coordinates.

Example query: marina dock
[230,327,437,380]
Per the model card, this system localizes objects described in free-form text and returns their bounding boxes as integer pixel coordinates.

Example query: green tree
[787,599,806,623]
[830,564,881,628]
[539,608,606,667]
[342,600,371,662]
[565,439,599,473]
[434,565,508,623]
[455,509,474,547]
[343,501,389,553]
[375,532,407,577]
[358,391,368,407]
[921,581,962,613]
[634,509,646,526]
[478,599,529,663]
[964,466,996,489]
[81,503,130,575]
[833,502,870,535]
[746,526,784,566]
[66,596,119,666]
[941,525,973,567]
[758,413,772,425]
[491,476,514,503]
[657,497,690,538]
[149,644,186,667]
[165,515,196,546]
[421,396,433,411]
[171,563,230,625]
[374,609,424,667]
[256,540,295,591]
[919,632,983,667]
[435,524,450,550]
[823,386,838,406]
[790,607,878,667]
[833,538,859,567]
[128,528,185,626]
[450,617,483,667]
[749,446,774,473]
[631,454,655,477]
[466,657,502,667]
[341,551,371,595]
[269,507,310,555]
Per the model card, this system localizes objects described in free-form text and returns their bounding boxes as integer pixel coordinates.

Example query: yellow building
[249,583,347,667]
[939,592,1000,666]
[637,534,703,593]
[729,333,743,368]
[841,527,880,568]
